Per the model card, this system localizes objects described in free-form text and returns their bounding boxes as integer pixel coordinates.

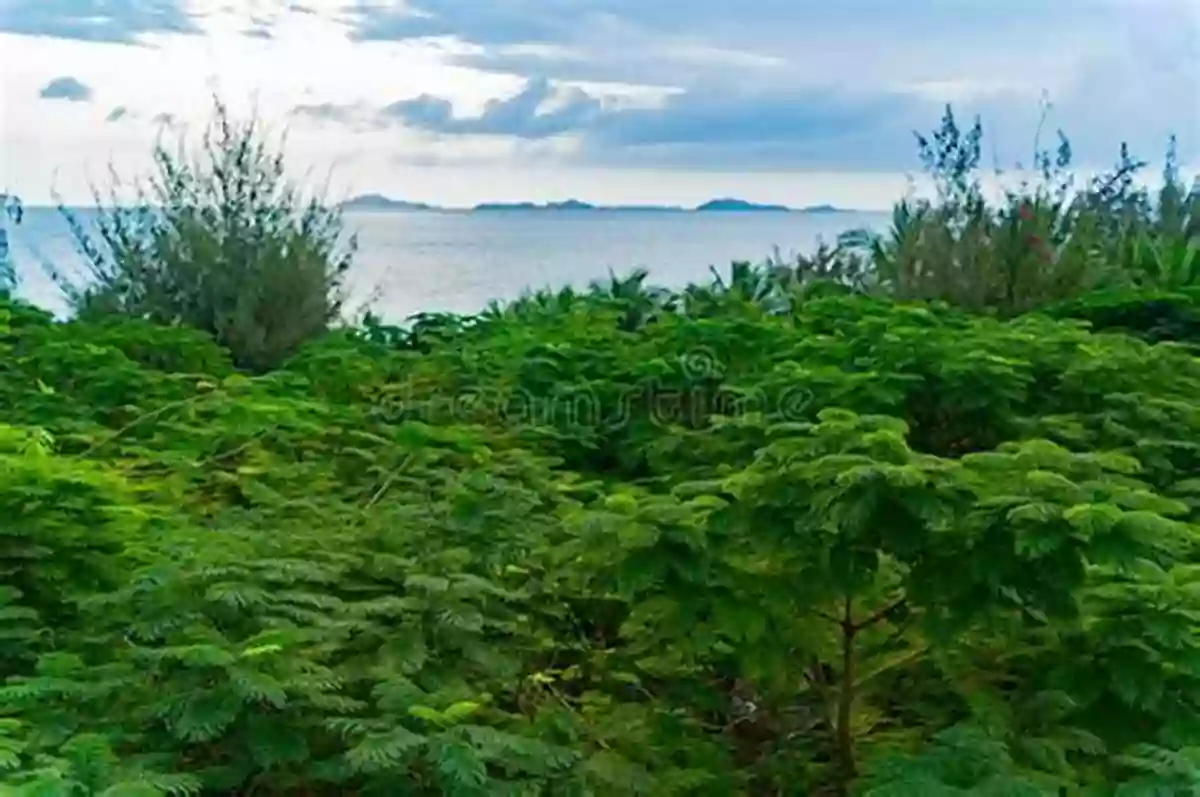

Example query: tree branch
[853,596,906,633]
[815,608,840,624]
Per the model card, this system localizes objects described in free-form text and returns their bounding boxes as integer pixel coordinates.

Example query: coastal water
[7,207,889,322]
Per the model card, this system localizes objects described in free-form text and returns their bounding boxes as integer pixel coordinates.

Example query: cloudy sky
[1,0,1197,208]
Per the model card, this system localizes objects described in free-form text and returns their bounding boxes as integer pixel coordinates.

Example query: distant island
[339,194,439,212]
[694,198,790,212]
[471,200,688,212]
[473,200,598,212]
[340,194,857,214]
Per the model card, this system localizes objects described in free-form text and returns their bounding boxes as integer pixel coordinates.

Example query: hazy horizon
[14,163,1197,216]
[6,202,893,322]
[16,195,867,212]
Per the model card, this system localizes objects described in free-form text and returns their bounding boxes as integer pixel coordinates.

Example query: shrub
[0,191,23,293]
[844,105,1199,314]
[53,96,356,373]
[1046,287,1200,346]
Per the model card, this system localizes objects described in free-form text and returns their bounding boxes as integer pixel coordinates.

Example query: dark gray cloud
[375,78,928,165]
[106,106,130,122]
[0,0,197,43]
[39,76,93,102]
[383,77,604,139]
[344,0,1199,169]
[311,74,1170,173]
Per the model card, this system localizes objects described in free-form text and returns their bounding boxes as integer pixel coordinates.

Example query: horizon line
[16,200,878,214]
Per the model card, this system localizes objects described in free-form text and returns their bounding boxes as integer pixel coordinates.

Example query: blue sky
[1,0,1196,207]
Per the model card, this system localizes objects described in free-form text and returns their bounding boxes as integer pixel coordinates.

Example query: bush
[1047,286,1200,346]
[842,106,1199,314]
[0,191,23,293]
[53,96,356,373]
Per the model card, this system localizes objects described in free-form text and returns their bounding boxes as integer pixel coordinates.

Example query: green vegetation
[0,192,22,293]
[52,96,356,374]
[1,104,1198,795]
[766,106,1199,316]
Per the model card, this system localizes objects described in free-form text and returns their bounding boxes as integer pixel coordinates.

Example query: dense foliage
[4,265,1200,793]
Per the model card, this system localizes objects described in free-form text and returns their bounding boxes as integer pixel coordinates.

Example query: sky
[0,0,1197,209]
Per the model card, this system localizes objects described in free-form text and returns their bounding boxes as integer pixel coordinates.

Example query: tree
[55,95,357,372]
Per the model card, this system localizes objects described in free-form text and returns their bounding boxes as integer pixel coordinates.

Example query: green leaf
[407,705,446,725]
[98,784,166,797]
[230,669,288,708]
[442,701,482,723]
[346,726,428,773]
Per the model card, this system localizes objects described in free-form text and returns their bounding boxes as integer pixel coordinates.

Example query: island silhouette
[341,193,854,214]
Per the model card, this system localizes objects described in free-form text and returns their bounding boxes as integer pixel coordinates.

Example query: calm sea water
[7,207,889,322]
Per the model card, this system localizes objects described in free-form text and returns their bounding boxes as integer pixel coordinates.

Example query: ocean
[6,207,889,322]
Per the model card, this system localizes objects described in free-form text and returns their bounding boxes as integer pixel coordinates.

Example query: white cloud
[0,2,529,203]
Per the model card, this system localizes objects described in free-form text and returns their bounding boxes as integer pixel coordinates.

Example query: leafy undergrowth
[2,285,1199,796]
